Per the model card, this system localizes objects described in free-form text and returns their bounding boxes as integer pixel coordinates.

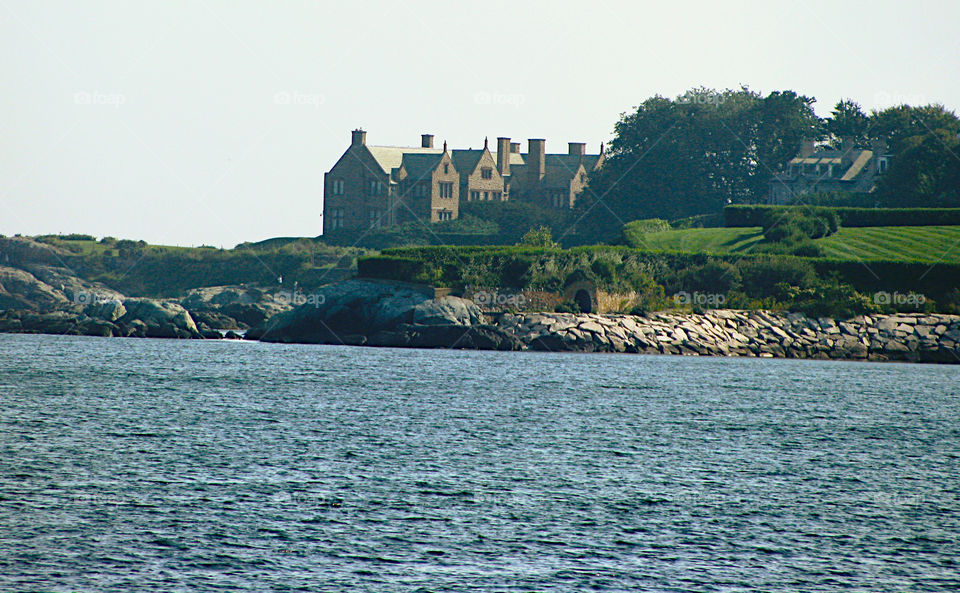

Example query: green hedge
[359,245,960,303]
[725,205,960,227]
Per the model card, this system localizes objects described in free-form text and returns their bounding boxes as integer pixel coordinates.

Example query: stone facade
[323,130,604,233]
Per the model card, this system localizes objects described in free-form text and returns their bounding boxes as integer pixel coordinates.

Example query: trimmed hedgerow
[725,205,960,228]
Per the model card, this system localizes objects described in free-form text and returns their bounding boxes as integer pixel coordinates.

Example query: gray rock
[412,296,483,326]
[119,298,199,338]
[0,266,71,312]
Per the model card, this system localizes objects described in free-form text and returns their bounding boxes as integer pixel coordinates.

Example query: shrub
[670,259,741,295]
[760,209,838,243]
[555,299,581,314]
[736,256,818,296]
[621,218,673,247]
[519,226,560,248]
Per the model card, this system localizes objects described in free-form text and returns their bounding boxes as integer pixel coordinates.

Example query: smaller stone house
[769,138,891,204]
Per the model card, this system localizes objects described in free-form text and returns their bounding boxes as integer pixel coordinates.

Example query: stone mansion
[322,129,604,234]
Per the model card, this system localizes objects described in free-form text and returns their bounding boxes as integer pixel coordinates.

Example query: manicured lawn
[818,226,960,263]
[629,226,960,263]
[626,227,764,253]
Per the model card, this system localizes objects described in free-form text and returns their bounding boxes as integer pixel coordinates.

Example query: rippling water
[1,334,959,591]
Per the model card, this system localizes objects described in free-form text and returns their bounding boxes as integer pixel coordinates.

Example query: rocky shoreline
[2,275,958,364]
[492,310,960,364]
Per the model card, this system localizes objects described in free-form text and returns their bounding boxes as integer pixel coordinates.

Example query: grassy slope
[628,227,765,253]
[28,237,365,297]
[628,226,960,263]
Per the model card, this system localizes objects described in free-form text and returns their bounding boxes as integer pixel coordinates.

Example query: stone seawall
[493,310,960,364]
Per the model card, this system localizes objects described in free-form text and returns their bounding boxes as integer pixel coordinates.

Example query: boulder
[256,280,483,344]
[0,266,71,312]
[412,296,483,326]
[119,298,200,338]
[84,298,126,322]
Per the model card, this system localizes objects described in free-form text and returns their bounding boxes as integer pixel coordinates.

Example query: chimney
[510,142,520,153]
[421,134,434,148]
[568,142,586,157]
[841,136,855,167]
[351,128,367,146]
[496,137,511,176]
[799,139,815,158]
[528,138,546,183]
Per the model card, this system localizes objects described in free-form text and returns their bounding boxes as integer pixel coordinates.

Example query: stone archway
[573,289,594,314]
[562,278,598,314]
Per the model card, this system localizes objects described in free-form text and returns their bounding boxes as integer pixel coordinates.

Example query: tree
[867,104,960,154]
[574,87,821,242]
[518,226,560,249]
[826,99,869,142]
[875,129,960,207]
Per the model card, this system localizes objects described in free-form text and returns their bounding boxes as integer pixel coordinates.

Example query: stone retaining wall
[493,310,960,364]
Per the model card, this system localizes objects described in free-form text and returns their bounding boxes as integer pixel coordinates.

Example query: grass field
[627,226,960,263]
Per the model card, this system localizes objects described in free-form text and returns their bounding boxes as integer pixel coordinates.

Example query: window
[470,190,480,201]
[481,167,493,180]
[437,210,453,221]
[368,209,382,229]
[493,191,502,201]
[331,179,344,195]
[331,208,345,229]
[552,193,566,208]
[439,182,454,198]
[444,164,449,174]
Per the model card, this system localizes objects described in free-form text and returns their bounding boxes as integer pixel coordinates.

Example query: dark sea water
[1,334,959,592]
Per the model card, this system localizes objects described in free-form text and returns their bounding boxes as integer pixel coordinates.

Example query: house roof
[451,149,487,174]
[400,152,447,181]
[492,152,526,166]
[840,150,874,181]
[367,145,442,175]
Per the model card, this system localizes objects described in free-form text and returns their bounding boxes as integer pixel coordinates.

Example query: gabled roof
[545,154,589,175]
[450,149,487,175]
[400,152,448,181]
[367,145,442,175]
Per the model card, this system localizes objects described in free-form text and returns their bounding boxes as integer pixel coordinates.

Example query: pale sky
[2,0,958,247]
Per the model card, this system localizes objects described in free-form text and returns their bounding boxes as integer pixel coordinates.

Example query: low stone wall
[493,310,960,364]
